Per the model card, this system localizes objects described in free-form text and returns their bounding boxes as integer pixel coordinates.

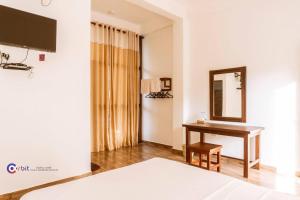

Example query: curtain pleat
[91,23,140,152]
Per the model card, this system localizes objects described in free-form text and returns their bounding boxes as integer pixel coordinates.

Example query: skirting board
[141,140,172,149]
[141,141,183,156]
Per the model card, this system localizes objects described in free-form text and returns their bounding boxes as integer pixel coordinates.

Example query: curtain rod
[91,22,127,34]
[91,22,142,39]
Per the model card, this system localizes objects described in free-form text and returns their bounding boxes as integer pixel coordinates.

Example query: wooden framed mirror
[209,66,246,122]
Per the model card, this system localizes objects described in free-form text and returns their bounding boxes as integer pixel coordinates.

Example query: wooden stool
[188,142,222,172]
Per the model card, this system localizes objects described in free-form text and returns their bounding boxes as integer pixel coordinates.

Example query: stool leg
[207,153,211,170]
[199,153,202,168]
[217,151,221,172]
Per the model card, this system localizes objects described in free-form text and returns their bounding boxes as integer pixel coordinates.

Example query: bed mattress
[21,158,300,200]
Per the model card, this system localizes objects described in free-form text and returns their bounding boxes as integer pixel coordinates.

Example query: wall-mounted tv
[0,5,57,52]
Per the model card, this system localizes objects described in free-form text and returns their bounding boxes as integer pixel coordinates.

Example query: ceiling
[91,0,172,26]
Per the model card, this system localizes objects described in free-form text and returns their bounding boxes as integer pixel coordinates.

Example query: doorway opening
[90,0,183,165]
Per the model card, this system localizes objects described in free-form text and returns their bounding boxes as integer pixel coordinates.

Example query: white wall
[142,26,173,146]
[0,0,91,194]
[141,16,171,35]
[129,0,187,151]
[184,0,300,172]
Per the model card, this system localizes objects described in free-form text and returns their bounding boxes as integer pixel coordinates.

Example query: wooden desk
[183,122,264,178]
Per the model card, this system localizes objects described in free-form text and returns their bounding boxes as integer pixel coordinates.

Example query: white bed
[21,158,300,200]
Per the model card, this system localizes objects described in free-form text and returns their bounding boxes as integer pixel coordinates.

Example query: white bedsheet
[21,158,300,200]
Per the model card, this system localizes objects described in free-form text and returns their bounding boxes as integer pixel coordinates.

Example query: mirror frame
[209,66,247,123]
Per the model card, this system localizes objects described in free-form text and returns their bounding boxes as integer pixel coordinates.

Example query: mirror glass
[213,72,242,117]
[210,67,246,122]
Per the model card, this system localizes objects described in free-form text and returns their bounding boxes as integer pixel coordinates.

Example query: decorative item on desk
[196,112,207,124]
[196,119,205,124]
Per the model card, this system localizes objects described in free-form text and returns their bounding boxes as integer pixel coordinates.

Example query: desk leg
[253,134,260,169]
[243,135,249,178]
[186,128,191,164]
[200,132,205,143]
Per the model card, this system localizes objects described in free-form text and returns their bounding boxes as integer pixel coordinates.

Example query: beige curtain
[91,23,140,152]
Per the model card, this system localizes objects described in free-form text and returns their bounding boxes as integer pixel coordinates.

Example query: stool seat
[188,142,222,172]
[188,142,222,153]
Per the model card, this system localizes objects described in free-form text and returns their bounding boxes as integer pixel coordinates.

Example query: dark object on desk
[183,122,264,178]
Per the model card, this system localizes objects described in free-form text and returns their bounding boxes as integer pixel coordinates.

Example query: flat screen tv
[0,5,57,52]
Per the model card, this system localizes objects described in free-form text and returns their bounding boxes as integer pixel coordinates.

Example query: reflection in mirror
[213,72,242,118]
[209,67,246,122]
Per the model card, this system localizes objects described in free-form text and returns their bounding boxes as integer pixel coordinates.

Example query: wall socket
[39,54,45,61]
